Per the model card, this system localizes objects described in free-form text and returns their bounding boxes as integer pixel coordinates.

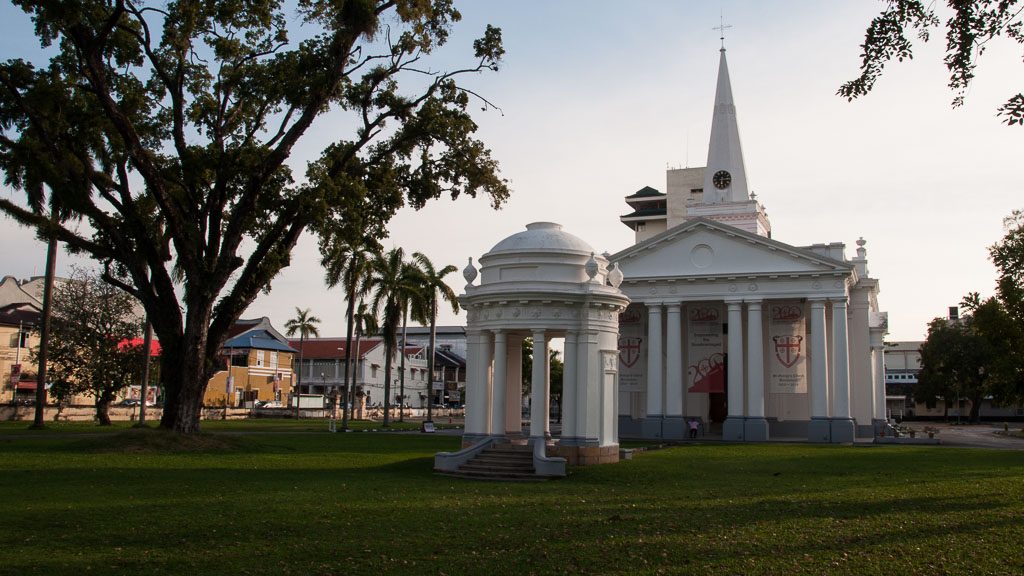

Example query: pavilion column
[723,301,746,441]
[744,300,768,441]
[830,299,855,442]
[807,299,831,442]
[490,330,507,438]
[644,303,664,437]
[530,328,548,444]
[544,336,552,439]
[664,303,684,438]
[464,329,492,441]
[560,330,579,443]
[505,334,524,437]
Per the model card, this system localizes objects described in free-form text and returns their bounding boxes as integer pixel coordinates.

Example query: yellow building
[0,303,39,403]
[204,317,296,407]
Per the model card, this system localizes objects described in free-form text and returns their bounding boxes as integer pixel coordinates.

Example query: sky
[1,1,1021,343]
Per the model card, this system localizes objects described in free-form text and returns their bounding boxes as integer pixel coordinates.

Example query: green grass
[1,423,1022,575]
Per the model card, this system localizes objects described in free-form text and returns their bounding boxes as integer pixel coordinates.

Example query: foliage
[840,0,1024,125]
[2,430,1024,575]
[0,1,508,433]
[990,210,1024,325]
[917,295,1022,419]
[41,267,145,425]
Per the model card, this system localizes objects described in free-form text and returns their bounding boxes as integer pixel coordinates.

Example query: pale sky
[1,1,1021,343]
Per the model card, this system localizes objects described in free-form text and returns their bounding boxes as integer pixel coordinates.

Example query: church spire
[704,46,750,204]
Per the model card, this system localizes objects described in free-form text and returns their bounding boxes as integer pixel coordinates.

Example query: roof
[287,337,383,359]
[225,329,297,352]
[0,303,40,326]
[486,222,594,256]
[624,186,666,200]
[609,217,853,273]
[432,348,466,369]
[619,206,668,220]
[403,326,466,337]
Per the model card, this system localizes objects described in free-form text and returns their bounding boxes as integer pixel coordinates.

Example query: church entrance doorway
[709,393,727,423]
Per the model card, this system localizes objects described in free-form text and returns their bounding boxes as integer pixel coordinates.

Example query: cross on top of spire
[713,13,732,50]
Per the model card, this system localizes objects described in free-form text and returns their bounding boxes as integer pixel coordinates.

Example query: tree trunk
[399,307,407,422]
[426,294,437,423]
[95,390,113,426]
[969,393,983,423]
[158,306,213,434]
[383,343,392,427]
[32,204,60,428]
[351,321,363,420]
[340,290,356,429]
[137,318,153,426]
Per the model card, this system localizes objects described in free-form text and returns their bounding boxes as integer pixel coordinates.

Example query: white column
[544,337,552,438]
[665,303,683,417]
[871,340,887,420]
[490,330,507,437]
[809,300,829,418]
[646,303,663,418]
[465,330,483,435]
[530,328,547,439]
[746,300,765,418]
[505,334,524,435]
[726,301,744,418]
[561,331,578,440]
[831,299,851,419]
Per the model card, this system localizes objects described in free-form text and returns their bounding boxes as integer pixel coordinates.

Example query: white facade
[612,46,888,442]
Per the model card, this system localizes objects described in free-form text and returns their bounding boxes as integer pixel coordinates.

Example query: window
[371,364,379,378]
[636,222,646,232]
[256,350,265,367]
[270,351,279,369]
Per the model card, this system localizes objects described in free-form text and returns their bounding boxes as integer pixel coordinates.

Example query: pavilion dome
[487,222,595,255]
[474,222,611,288]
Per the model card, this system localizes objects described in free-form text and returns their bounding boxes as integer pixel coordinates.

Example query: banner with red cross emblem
[769,302,807,393]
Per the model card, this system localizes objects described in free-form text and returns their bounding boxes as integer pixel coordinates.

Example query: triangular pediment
[609,218,851,280]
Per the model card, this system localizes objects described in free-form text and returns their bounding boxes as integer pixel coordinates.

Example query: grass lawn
[1,421,1022,575]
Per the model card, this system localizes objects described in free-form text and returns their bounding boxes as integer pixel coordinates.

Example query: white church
[437,45,888,478]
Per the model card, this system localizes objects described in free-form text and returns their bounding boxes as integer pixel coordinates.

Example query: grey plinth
[743,417,770,442]
[640,416,664,439]
[722,417,745,441]
[662,416,685,440]
[830,418,856,444]
[807,418,832,443]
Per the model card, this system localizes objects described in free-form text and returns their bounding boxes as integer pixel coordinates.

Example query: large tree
[840,0,1024,125]
[45,267,145,425]
[0,1,508,433]
[990,210,1024,327]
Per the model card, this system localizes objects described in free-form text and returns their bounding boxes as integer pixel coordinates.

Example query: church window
[636,222,646,232]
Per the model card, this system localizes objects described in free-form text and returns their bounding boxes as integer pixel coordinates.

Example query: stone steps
[437,442,550,481]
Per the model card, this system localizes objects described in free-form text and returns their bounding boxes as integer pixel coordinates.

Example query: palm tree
[285,307,321,419]
[397,260,429,422]
[411,252,460,424]
[349,300,378,420]
[368,247,423,427]
[323,237,377,430]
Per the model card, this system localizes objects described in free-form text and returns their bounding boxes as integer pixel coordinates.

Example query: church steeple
[704,47,750,204]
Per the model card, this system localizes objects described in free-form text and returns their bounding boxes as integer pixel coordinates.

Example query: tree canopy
[0,1,508,433]
[841,0,1024,125]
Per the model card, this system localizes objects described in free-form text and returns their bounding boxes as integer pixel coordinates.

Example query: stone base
[744,417,770,442]
[807,418,832,443]
[551,443,620,466]
[830,418,856,443]
[640,415,664,439]
[618,415,642,438]
[662,416,686,440]
[460,433,490,448]
[722,416,745,441]
[872,418,890,438]
[856,423,876,438]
